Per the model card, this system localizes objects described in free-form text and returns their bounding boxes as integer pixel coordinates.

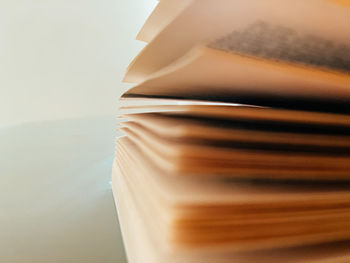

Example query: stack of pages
[113,0,350,262]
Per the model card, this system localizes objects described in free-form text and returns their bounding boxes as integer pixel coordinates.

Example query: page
[115,137,350,252]
[122,113,350,148]
[118,98,350,126]
[119,125,350,179]
[123,47,350,102]
[124,0,350,82]
[136,0,192,42]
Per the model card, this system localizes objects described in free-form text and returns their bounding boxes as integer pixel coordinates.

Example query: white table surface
[0,116,127,263]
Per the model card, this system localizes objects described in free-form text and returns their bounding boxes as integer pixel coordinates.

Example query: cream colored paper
[125,0,350,83]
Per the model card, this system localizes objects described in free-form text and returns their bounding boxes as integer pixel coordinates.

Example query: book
[113,1,350,262]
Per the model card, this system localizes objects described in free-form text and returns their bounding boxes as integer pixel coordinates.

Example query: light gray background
[0,0,156,262]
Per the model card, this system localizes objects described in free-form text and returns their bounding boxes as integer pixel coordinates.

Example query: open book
[114,1,350,262]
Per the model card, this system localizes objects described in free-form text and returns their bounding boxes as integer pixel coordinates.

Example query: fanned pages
[114,0,350,262]
[124,47,350,101]
[125,0,350,83]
